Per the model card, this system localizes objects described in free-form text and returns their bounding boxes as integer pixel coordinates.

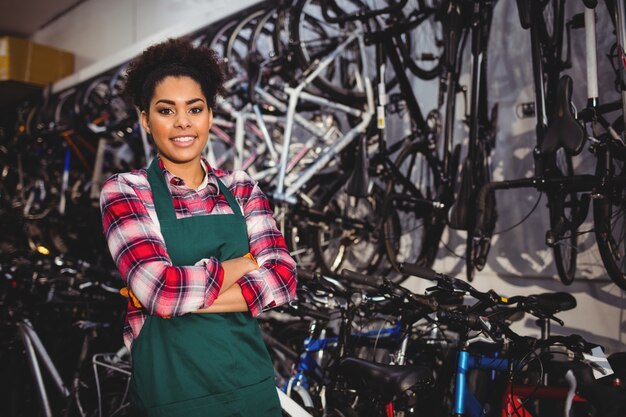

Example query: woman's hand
[193,284,248,313]
[220,255,257,293]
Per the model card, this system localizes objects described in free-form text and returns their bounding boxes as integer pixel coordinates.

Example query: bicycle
[0,252,125,417]
[399,262,626,417]
[269,268,442,416]
[475,0,626,289]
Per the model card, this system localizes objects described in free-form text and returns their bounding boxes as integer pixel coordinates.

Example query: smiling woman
[140,76,213,187]
[98,38,297,417]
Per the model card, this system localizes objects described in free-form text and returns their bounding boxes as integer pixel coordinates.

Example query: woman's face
[141,75,212,169]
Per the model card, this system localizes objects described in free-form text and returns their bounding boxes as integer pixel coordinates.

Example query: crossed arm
[193,256,257,313]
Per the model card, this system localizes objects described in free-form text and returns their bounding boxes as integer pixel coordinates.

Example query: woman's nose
[175,112,191,128]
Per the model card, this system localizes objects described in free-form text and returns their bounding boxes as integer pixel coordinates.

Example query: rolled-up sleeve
[234,174,297,316]
[100,174,225,317]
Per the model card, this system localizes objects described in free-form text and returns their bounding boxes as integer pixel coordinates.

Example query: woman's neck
[160,157,205,189]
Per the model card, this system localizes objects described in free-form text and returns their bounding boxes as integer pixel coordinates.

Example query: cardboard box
[0,36,74,86]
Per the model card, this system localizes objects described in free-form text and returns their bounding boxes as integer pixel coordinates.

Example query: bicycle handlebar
[398,262,574,325]
[341,269,439,311]
[398,262,499,304]
[287,301,332,322]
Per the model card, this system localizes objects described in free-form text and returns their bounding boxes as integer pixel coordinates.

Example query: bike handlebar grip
[437,310,484,331]
[398,263,440,281]
[340,269,381,289]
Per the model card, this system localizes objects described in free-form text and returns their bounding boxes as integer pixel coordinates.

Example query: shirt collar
[157,156,220,194]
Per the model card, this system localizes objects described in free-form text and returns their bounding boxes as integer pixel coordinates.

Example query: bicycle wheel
[538,0,566,116]
[75,75,113,134]
[383,139,442,270]
[547,150,579,285]
[594,144,626,290]
[311,180,388,275]
[465,145,497,282]
[290,0,371,104]
[207,19,238,73]
[225,9,266,77]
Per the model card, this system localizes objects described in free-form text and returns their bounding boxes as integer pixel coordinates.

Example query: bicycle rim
[383,140,442,270]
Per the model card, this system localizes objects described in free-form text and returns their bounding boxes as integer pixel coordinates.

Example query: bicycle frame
[16,318,72,417]
[452,346,591,417]
[273,32,375,203]
[283,313,406,413]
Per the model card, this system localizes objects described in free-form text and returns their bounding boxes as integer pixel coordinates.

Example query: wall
[30,0,262,91]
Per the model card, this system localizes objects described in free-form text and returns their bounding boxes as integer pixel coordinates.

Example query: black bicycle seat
[527,292,577,315]
[541,75,586,156]
[339,357,434,401]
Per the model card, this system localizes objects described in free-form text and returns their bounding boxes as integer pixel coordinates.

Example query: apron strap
[147,157,176,222]
[215,177,244,218]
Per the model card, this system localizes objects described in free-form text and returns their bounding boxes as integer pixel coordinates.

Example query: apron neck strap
[147,157,244,220]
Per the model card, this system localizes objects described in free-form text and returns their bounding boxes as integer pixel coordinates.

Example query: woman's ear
[140,110,150,134]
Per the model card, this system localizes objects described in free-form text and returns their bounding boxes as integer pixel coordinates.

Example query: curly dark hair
[124,37,225,112]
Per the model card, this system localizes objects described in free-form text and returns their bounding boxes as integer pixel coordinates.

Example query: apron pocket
[146,377,280,417]
[146,388,242,417]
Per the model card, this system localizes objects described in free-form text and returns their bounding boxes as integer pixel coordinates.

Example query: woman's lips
[170,136,196,147]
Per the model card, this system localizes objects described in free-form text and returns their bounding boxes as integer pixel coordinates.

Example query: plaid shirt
[100,158,297,350]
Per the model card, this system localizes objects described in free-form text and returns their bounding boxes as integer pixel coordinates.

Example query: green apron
[128,159,280,417]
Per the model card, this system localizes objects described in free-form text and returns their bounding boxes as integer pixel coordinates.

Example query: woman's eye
[157,108,173,115]
[190,107,204,114]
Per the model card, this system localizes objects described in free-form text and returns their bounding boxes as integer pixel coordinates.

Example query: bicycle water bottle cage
[515,0,531,29]
[541,75,586,156]
[338,357,434,402]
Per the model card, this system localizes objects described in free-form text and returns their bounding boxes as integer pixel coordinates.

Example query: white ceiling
[0,0,85,38]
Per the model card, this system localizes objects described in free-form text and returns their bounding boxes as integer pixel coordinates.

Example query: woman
[100,37,297,417]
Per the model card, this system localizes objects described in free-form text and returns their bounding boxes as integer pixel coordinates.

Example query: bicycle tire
[594,144,626,290]
[539,0,566,120]
[225,9,266,78]
[207,19,238,68]
[383,139,442,270]
[465,146,496,282]
[547,150,579,285]
[248,8,280,60]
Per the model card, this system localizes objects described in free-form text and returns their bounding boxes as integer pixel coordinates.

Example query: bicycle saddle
[540,75,586,156]
[339,357,434,401]
[527,292,577,315]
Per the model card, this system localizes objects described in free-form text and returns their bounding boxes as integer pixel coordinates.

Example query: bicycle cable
[493,191,543,235]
